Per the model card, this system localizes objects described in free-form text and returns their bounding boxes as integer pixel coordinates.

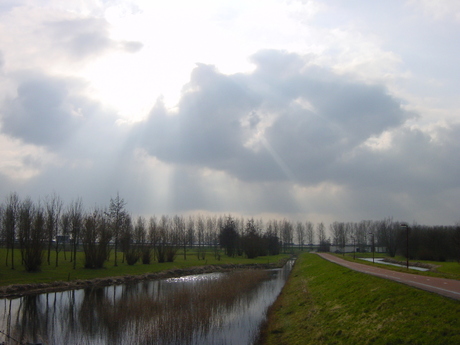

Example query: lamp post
[368,232,374,263]
[400,223,410,270]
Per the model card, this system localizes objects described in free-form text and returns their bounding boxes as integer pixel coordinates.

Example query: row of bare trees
[0,193,303,271]
[327,218,460,261]
[1,193,65,271]
[3,192,459,272]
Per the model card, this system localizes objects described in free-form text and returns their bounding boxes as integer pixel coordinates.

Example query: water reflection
[0,260,293,345]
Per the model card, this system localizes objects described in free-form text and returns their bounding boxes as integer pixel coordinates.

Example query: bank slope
[259,253,460,345]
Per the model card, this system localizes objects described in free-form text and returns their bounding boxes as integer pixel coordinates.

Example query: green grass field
[260,253,460,345]
[0,248,288,287]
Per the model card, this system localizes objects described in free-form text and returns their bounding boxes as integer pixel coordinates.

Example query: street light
[368,232,374,263]
[400,223,410,270]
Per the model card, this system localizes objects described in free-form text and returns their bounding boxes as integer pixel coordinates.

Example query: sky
[0,0,459,226]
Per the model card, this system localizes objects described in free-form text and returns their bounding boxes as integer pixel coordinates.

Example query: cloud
[137,63,258,167]
[0,0,23,13]
[45,18,114,59]
[0,70,128,158]
[0,46,458,226]
[1,73,87,148]
[409,0,460,21]
[44,17,143,59]
[135,50,414,185]
[119,40,143,53]
[0,1,458,229]
[0,5,143,74]
[128,49,460,224]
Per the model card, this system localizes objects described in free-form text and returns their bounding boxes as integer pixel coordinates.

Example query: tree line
[327,218,460,261]
[0,193,297,272]
[1,193,459,272]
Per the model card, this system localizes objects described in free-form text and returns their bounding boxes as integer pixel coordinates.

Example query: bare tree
[281,219,293,253]
[134,216,146,244]
[156,215,170,263]
[108,193,127,267]
[355,220,370,252]
[330,222,347,253]
[219,216,239,257]
[0,204,3,251]
[69,198,83,270]
[167,215,180,262]
[206,216,219,259]
[241,218,261,259]
[173,215,187,260]
[120,214,138,265]
[377,218,400,257]
[148,216,158,261]
[272,219,280,249]
[134,216,151,264]
[81,210,97,268]
[265,220,281,255]
[154,214,179,263]
[3,193,19,269]
[81,208,112,269]
[60,211,71,261]
[17,198,45,272]
[305,221,314,246]
[235,217,245,255]
[44,193,63,267]
[196,214,205,260]
[186,215,195,252]
[317,222,329,252]
[452,223,460,262]
[295,221,305,251]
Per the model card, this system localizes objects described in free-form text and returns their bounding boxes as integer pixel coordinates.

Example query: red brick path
[317,253,460,301]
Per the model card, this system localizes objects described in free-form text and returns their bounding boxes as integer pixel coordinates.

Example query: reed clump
[68,269,270,344]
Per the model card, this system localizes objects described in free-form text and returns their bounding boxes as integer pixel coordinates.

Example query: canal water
[0,260,294,345]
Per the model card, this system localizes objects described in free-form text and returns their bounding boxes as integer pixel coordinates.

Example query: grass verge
[335,253,460,280]
[259,253,460,345]
[0,248,288,287]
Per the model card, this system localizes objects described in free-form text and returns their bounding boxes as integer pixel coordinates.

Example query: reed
[124,270,270,344]
[37,269,271,344]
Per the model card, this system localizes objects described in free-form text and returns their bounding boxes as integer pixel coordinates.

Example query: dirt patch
[0,259,290,299]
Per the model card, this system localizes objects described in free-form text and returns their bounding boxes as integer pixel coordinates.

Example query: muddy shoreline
[0,259,290,299]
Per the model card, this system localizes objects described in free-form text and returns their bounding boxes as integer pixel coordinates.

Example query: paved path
[317,253,460,301]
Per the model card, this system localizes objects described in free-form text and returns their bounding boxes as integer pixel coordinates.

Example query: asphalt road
[317,253,460,301]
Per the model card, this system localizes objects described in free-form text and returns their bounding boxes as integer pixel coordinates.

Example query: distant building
[56,235,71,243]
[330,245,386,253]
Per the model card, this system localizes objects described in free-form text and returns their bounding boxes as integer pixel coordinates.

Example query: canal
[0,260,294,345]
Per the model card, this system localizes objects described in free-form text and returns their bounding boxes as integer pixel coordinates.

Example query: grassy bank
[336,252,460,280]
[0,248,288,287]
[260,253,460,345]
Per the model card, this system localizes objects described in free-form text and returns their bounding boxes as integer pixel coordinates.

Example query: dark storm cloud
[136,50,414,185]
